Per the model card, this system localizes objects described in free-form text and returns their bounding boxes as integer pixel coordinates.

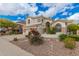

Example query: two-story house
[24,16,53,35]
[24,16,74,35]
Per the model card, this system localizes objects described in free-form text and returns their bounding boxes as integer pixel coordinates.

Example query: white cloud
[61,7,70,12]
[38,3,72,17]
[0,3,73,18]
[55,18,59,20]
[42,3,54,7]
[69,13,72,16]
[67,13,79,20]
[62,12,68,15]
[0,3,38,16]
[70,6,74,9]
[67,13,79,23]
[59,4,74,13]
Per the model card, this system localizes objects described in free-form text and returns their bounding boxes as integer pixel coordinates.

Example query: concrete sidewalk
[0,34,25,41]
[41,34,59,39]
[0,37,33,56]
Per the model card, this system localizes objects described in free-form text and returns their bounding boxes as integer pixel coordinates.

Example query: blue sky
[0,3,79,21]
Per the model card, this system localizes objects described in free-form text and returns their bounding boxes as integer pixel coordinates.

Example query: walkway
[0,34,26,41]
[41,34,59,39]
[0,34,60,56]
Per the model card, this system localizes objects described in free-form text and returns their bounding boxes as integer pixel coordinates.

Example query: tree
[77,23,79,30]
[67,24,79,34]
[0,19,17,28]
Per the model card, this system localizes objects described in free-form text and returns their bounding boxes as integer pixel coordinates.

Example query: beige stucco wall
[25,17,53,35]
[22,24,26,34]
[26,18,42,26]
[25,16,69,35]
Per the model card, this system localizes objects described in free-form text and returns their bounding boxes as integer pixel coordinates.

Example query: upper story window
[28,19,30,24]
[42,19,43,22]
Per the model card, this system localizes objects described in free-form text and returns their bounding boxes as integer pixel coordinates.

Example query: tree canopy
[0,19,17,28]
[67,24,79,31]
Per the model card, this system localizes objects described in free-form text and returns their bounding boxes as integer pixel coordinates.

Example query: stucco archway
[55,23,62,32]
[45,22,50,28]
[53,22,66,34]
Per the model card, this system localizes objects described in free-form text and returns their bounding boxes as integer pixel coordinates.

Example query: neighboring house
[24,16,74,35]
[0,27,7,35]
[0,28,2,32]
[16,20,26,34]
[0,27,7,32]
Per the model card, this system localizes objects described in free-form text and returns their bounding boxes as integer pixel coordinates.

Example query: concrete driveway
[0,34,33,56]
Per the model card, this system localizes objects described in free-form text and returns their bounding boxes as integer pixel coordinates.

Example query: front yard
[11,37,79,56]
[8,27,79,56]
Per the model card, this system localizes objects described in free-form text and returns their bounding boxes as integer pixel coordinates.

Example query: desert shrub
[29,36,44,45]
[25,35,28,37]
[13,37,18,41]
[74,36,79,41]
[47,27,56,34]
[47,27,51,34]
[59,34,68,41]
[28,30,44,45]
[68,35,79,41]
[49,29,56,34]
[27,31,33,39]
[0,31,5,35]
[59,34,79,41]
[8,30,19,35]
[64,37,76,49]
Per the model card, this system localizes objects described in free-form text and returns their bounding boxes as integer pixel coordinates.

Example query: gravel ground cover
[11,38,79,56]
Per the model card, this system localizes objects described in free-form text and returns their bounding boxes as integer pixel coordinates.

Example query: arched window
[46,22,50,28]
[28,19,30,24]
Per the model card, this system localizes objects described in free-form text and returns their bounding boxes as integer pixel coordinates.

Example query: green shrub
[67,24,78,34]
[59,34,67,41]
[50,29,56,34]
[74,36,79,41]
[29,36,44,45]
[46,27,50,34]
[47,27,56,34]
[25,35,29,37]
[64,37,76,49]
[68,35,79,41]
[13,37,18,41]
[59,34,79,41]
